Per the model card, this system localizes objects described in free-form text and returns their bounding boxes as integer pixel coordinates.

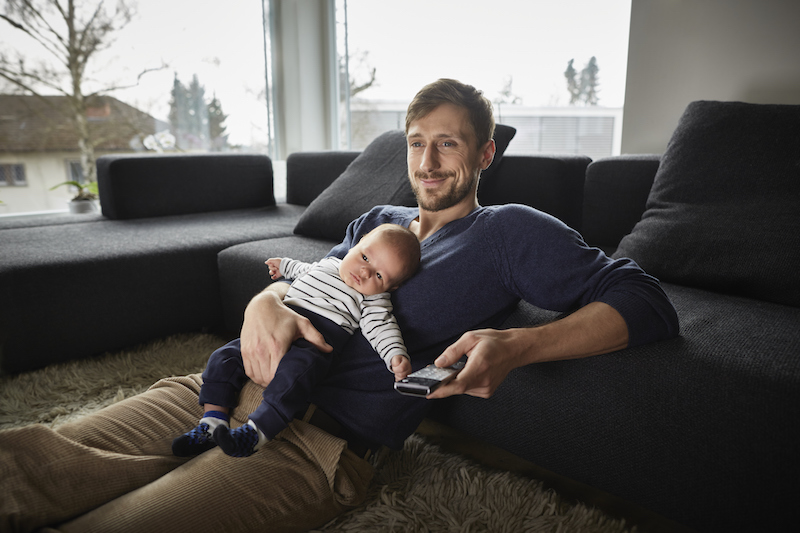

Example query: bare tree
[494,76,522,105]
[0,0,163,183]
[339,49,376,99]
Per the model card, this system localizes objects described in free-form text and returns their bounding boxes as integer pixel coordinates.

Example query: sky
[343,0,632,107]
[1,0,631,148]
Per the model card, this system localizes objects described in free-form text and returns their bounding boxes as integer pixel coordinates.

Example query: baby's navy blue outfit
[200,305,353,441]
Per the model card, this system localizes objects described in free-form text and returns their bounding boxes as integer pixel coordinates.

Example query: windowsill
[0,209,70,219]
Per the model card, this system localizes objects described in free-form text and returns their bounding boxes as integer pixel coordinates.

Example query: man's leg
[0,374,205,533]
[57,380,374,533]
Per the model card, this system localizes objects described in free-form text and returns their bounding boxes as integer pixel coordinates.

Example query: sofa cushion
[613,101,800,307]
[218,235,338,332]
[293,125,516,241]
[97,153,275,220]
[581,154,661,252]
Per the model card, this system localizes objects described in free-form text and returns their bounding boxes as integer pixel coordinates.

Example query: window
[335,0,631,157]
[0,164,27,187]
[0,0,270,214]
[67,161,85,183]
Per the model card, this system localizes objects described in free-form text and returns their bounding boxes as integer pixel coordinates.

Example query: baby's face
[339,232,408,295]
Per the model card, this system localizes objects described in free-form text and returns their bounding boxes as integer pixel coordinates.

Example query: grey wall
[622,0,800,154]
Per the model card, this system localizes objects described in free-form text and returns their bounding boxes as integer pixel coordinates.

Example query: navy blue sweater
[309,205,679,449]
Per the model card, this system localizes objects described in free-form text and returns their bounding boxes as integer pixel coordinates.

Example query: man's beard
[410,170,478,212]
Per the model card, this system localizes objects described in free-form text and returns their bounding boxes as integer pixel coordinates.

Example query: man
[0,79,678,533]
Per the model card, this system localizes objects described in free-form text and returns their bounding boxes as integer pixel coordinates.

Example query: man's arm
[429,301,628,399]
[240,283,332,387]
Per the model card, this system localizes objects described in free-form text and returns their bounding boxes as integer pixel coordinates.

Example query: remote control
[394,360,466,397]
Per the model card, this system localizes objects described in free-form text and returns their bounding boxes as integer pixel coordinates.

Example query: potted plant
[50,180,99,214]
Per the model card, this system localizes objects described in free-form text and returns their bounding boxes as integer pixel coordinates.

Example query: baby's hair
[367,224,421,285]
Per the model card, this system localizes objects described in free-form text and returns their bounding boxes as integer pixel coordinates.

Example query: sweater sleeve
[486,205,679,347]
[359,293,409,371]
[278,257,314,280]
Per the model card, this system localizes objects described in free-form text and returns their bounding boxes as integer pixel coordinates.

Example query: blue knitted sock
[213,420,267,458]
[171,410,229,457]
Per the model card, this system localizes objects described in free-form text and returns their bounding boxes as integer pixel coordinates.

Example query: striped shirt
[280,256,409,370]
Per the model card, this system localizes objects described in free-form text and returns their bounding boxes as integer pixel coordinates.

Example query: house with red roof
[0,95,166,214]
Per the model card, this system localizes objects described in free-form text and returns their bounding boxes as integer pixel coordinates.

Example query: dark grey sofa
[1,102,798,533]
[219,103,800,533]
[0,154,305,373]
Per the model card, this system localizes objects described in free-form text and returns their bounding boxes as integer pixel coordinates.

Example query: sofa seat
[0,204,306,374]
[428,282,800,532]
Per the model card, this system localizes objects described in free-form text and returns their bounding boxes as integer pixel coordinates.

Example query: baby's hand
[265,258,283,280]
[392,355,412,381]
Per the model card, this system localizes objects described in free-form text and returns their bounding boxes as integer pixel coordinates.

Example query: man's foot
[172,422,217,457]
[213,422,265,457]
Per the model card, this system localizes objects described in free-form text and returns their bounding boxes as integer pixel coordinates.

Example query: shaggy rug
[0,333,635,533]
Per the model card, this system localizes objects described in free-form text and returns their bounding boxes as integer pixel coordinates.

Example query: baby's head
[339,224,421,295]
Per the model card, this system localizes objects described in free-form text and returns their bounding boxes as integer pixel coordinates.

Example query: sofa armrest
[582,154,661,252]
[97,153,275,219]
[286,151,360,206]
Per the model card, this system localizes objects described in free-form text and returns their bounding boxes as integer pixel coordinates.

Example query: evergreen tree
[187,75,209,148]
[168,74,228,151]
[207,94,229,150]
[580,56,599,106]
[564,57,600,106]
[168,73,190,138]
[564,59,581,105]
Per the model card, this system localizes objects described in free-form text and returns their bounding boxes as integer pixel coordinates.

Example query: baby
[173,223,420,458]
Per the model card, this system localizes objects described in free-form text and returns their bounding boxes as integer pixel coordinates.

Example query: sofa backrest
[286,151,360,206]
[97,153,276,220]
[581,154,660,253]
[478,155,589,232]
[286,150,591,241]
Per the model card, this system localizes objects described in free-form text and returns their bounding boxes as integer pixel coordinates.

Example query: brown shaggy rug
[0,333,635,533]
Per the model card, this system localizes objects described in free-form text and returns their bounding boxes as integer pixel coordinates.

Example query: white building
[347,100,622,161]
[0,95,166,214]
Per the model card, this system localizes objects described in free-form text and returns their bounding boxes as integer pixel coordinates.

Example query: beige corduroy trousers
[0,373,374,533]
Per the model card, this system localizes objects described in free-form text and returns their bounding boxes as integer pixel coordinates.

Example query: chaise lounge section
[0,153,304,373]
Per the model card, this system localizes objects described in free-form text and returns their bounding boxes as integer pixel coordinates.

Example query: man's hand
[427,329,525,399]
[427,302,629,399]
[240,286,332,387]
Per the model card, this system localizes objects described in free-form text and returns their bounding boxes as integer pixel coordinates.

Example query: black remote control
[394,360,466,397]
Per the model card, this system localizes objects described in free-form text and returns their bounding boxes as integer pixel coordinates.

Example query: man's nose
[420,145,439,173]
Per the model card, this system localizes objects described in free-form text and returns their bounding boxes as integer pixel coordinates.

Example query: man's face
[406,103,494,213]
[339,231,406,295]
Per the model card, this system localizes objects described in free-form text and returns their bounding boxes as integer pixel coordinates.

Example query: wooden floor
[415,419,697,533]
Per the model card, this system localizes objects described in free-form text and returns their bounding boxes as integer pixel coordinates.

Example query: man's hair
[369,223,421,285]
[405,78,495,148]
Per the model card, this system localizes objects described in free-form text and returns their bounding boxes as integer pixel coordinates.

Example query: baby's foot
[171,410,229,457]
[214,421,265,457]
[172,422,217,457]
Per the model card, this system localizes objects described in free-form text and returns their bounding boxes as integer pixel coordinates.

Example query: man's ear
[479,139,496,171]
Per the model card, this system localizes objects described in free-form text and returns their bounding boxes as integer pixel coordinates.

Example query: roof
[0,94,167,153]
